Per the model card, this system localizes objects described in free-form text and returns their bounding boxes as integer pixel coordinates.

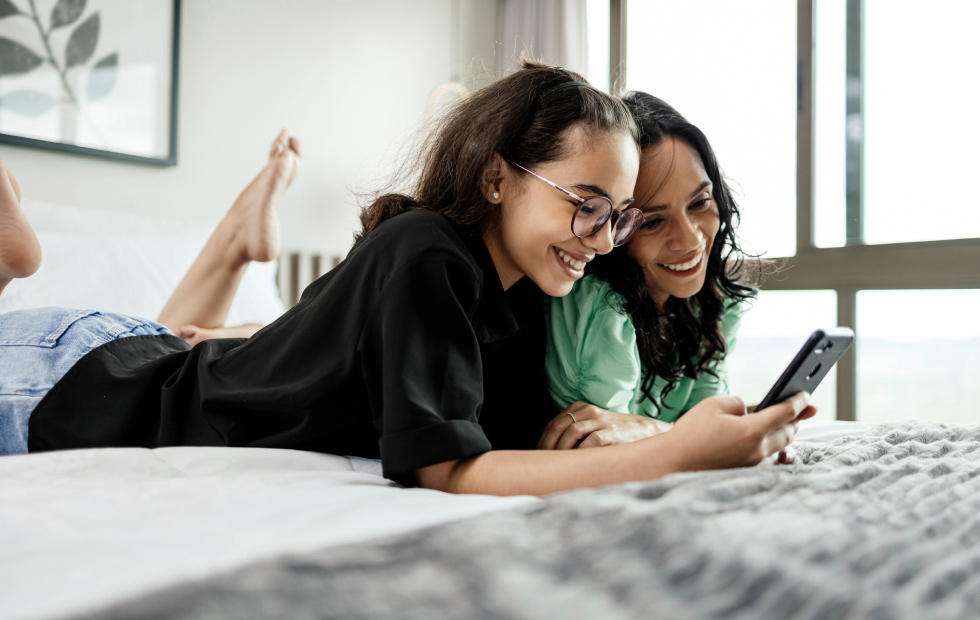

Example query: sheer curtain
[496,0,587,74]
[430,0,590,130]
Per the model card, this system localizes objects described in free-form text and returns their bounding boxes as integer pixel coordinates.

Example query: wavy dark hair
[355,60,637,241]
[589,92,760,415]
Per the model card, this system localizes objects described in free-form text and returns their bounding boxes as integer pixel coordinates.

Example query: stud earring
[492,192,499,200]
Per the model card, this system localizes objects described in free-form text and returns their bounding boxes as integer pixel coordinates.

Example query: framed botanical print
[0,0,180,165]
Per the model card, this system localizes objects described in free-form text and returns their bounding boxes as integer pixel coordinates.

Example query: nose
[668,213,703,251]
[582,218,615,255]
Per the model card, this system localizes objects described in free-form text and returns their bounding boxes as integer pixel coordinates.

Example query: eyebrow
[572,184,635,207]
[639,181,712,212]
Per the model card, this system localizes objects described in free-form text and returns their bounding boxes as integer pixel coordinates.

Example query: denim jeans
[0,308,172,455]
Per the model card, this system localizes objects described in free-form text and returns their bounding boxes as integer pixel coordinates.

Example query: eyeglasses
[508,162,643,247]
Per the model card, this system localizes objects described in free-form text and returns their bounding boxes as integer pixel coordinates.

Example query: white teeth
[661,251,704,272]
[556,249,586,271]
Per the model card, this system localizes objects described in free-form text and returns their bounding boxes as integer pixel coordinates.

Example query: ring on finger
[565,412,577,424]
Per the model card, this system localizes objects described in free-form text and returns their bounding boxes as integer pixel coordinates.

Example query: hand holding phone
[755,328,854,411]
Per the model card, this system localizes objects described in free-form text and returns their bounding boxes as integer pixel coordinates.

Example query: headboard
[279,251,343,307]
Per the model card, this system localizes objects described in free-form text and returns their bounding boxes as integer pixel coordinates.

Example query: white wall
[0,0,453,259]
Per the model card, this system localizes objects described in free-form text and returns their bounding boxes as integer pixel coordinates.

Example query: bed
[4,420,979,620]
[2,202,978,619]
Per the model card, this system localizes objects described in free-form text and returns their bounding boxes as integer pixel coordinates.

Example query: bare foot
[224,129,301,264]
[0,157,41,295]
[155,133,299,332]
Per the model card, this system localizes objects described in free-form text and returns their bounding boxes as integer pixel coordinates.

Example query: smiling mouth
[555,248,587,271]
[659,251,704,272]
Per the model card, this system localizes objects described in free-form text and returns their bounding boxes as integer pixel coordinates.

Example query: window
[727,291,838,420]
[814,0,980,246]
[616,0,980,422]
[862,1,980,245]
[812,0,846,248]
[856,290,980,423]
[585,0,611,92]
[625,0,798,258]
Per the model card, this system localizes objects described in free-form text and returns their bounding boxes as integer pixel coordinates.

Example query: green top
[545,274,745,423]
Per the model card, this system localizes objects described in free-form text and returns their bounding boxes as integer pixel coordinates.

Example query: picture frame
[0,0,180,166]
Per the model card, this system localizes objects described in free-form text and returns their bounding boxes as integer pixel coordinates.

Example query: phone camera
[806,363,822,381]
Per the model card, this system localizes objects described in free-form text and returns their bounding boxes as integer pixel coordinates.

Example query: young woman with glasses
[0,62,812,495]
[538,93,793,458]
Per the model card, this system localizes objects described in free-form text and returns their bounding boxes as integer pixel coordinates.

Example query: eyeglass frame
[506,161,643,247]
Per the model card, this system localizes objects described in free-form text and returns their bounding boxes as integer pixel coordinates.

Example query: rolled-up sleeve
[359,253,493,482]
[577,304,641,413]
[546,277,640,414]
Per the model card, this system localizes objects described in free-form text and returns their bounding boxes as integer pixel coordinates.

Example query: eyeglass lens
[611,209,643,245]
[572,199,643,246]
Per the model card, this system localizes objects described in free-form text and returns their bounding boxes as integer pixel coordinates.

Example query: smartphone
[755,327,854,410]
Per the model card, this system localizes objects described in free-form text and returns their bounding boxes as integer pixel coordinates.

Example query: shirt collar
[461,229,521,344]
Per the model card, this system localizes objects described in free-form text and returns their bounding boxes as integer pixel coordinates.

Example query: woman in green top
[543,92,763,447]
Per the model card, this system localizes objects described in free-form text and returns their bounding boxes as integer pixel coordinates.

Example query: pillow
[0,200,286,327]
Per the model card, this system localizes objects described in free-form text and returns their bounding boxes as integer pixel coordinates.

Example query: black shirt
[29,211,559,484]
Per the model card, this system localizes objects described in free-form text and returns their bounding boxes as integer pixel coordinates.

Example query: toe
[269,129,288,158]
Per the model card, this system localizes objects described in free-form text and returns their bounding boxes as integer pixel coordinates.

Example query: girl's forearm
[416,434,689,496]
[416,394,812,496]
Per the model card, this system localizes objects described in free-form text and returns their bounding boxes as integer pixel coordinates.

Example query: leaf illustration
[50,0,85,29]
[86,52,117,101]
[0,89,56,117]
[0,36,44,76]
[0,0,20,20]
[65,12,98,68]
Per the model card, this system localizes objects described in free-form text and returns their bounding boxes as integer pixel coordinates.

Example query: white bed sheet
[0,418,866,620]
[0,447,536,620]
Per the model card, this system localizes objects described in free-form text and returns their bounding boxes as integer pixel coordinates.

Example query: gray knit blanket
[86,421,980,620]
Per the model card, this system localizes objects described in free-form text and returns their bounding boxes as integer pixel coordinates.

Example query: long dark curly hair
[589,92,760,415]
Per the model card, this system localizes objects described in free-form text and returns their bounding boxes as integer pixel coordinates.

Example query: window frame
[613,0,980,421]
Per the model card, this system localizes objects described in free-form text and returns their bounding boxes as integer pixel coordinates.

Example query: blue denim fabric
[0,308,172,455]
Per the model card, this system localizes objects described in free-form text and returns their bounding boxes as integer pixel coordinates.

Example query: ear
[481,153,506,204]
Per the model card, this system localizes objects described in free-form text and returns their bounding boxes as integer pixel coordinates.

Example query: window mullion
[845,0,864,245]
[836,288,858,421]
[797,0,815,254]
